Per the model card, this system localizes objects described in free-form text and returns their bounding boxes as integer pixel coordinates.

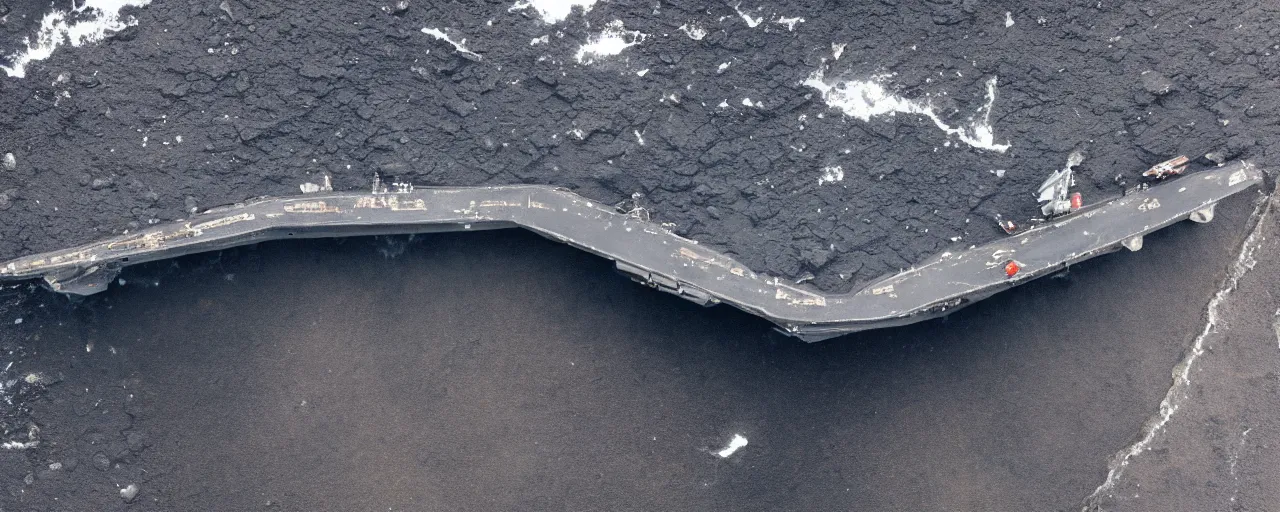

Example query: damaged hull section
[0,162,1264,341]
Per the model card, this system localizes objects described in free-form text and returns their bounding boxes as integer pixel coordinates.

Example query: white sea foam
[2,0,151,78]
[803,69,1010,152]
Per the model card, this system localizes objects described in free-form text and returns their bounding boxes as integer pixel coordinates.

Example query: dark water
[3,195,1257,511]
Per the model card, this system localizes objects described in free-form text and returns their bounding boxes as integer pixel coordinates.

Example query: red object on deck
[1004,260,1021,277]
[1070,192,1083,210]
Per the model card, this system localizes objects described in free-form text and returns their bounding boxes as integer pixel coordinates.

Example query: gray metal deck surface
[0,162,1264,341]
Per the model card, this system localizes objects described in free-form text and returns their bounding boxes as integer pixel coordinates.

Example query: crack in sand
[1082,192,1274,509]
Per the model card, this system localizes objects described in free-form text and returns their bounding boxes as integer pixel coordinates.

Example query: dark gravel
[3,0,1279,291]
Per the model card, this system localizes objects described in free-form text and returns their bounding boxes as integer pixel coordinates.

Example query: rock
[444,97,474,117]
[120,483,139,502]
[92,452,110,471]
[237,125,263,142]
[802,247,833,270]
[2,152,14,170]
[1139,70,1174,96]
[298,62,328,79]
[161,82,189,98]
[75,74,101,88]
[184,196,200,213]
[125,431,148,452]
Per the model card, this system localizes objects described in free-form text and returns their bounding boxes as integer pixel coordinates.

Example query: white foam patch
[803,69,1010,152]
[575,20,647,64]
[421,28,482,60]
[814,165,844,185]
[679,23,707,40]
[1005,12,1015,27]
[715,434,748,458]
[733,4,763,28]
[2,0,151,78]
[775,16,804,31]
[819,166,844,185]
[508,0,597,24]
[831,43,846,60]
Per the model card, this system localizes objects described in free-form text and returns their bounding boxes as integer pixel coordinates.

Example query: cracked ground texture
[2,0,1280,291]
